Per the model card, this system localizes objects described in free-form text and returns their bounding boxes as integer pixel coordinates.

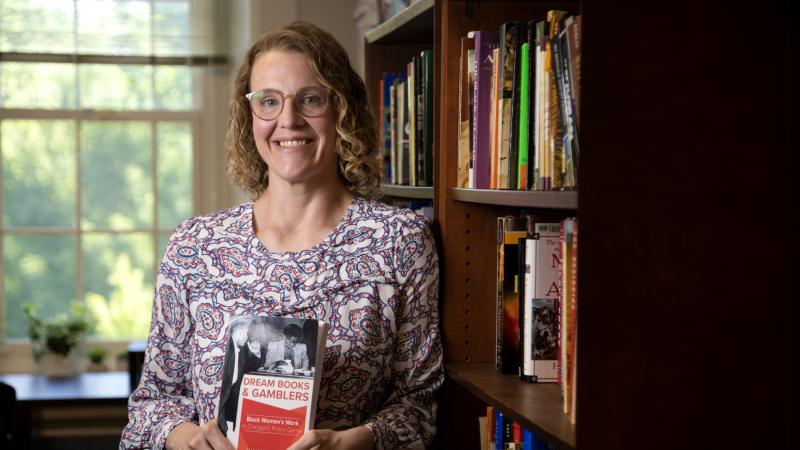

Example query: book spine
[489,47,501,189]
[407,60,416,186]
[522,234,537,378]
[495,216,504,371]
[422,50,434,186]
[389,77,400,184]
[457,38,475,188]
[414,53,425,186]
[498,22,518,190]
[517,43,530,189]
[472,31,500,189]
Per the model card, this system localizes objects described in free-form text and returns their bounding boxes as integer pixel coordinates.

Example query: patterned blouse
[119,197,443,449]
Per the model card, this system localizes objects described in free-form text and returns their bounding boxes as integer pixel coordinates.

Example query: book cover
[217,316,329,449]
[526,222,561,382]
[471,31,499,189]
[457,37,475,188]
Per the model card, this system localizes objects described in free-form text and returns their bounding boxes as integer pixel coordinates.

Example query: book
[407,58,417,186]
[381,72,403,183]
[498,21,521,190]
[546,10,568,190]
[471,30,500,189]
[516,42,531,189]
[506,21,528,190]
[397,78,410,185]
[564,15,581,128]
[523,221,561,383]
[533,21,548,191]
[479,415,488,450]
[489,46,501,189]
[486,406,496,450]
[494,408,504,450]
[457,37,475,188]
[420,49,434,186]
[496,215,527,374]
[217,315,329,450]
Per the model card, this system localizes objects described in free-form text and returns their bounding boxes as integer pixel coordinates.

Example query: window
[0,0,224,341]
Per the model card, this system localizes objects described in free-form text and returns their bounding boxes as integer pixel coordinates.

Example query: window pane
[0,62,77,109]
[157,122,192,229]
[82,232,153,340]
[3,234,77,339]
[76,0,151,55]
[153,0,190,56]
[2,120,76,227]
[157,232,171,258]
[155,66,192,110]
[81,121,152,229]
[79,64,154,110]
[0,0,75,53]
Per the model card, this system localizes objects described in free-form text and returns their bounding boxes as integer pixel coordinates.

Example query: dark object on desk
[1,381,17,449]
[128,340,146,392]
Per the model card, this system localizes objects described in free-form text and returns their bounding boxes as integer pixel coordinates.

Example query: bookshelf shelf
[365,0,434,44]
[381,184,434,199]
[451,188,577,210]
[446,363,575,450]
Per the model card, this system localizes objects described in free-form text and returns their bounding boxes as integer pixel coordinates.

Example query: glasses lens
[250,89,283,120]
[294,87,329,117]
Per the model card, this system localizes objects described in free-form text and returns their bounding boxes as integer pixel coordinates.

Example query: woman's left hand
[286,426,374,450]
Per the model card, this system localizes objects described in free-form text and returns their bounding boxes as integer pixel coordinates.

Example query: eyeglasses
[245,87,331,121]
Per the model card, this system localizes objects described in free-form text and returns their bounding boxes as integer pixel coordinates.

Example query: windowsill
[0,340,135,375]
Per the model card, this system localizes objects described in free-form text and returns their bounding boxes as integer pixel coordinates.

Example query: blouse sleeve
[119,221,201,449]
[364,214,444,449]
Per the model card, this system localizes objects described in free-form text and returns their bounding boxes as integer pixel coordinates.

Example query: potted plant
[87,346,108,372]
[22,302,93,377]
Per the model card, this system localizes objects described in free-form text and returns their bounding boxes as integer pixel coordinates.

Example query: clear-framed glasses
[245,87,331,121]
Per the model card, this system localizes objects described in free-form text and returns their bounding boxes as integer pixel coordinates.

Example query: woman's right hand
[166,420,235,450]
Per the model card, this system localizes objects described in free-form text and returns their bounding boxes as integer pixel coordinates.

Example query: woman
[120,21,442,450]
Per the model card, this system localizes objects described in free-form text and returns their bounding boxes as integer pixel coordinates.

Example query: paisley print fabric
[119,197,443,449]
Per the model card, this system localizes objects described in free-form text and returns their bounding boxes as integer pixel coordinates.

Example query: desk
[0,372,131,449]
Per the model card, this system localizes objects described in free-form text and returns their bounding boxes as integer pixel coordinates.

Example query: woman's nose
[276,97,305,127]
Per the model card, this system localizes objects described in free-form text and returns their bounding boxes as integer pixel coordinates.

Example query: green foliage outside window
[0,0,202,342]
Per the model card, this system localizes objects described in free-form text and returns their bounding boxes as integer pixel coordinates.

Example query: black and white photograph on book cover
[217,316,321,439]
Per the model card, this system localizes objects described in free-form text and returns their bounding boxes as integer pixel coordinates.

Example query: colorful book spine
[472,30,499,189]
[517,42,530,189]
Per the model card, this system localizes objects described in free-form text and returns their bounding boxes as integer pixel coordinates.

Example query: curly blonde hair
[226,21,382,200]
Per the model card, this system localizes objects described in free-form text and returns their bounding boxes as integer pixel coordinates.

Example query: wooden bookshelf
[363,1,792,450]
[446,363,575,450]
[381,184,434,199]
[451,188,577,209]
[365,0,434,44]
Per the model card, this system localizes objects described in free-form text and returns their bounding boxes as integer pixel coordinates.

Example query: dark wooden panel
[577,1,794,449]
